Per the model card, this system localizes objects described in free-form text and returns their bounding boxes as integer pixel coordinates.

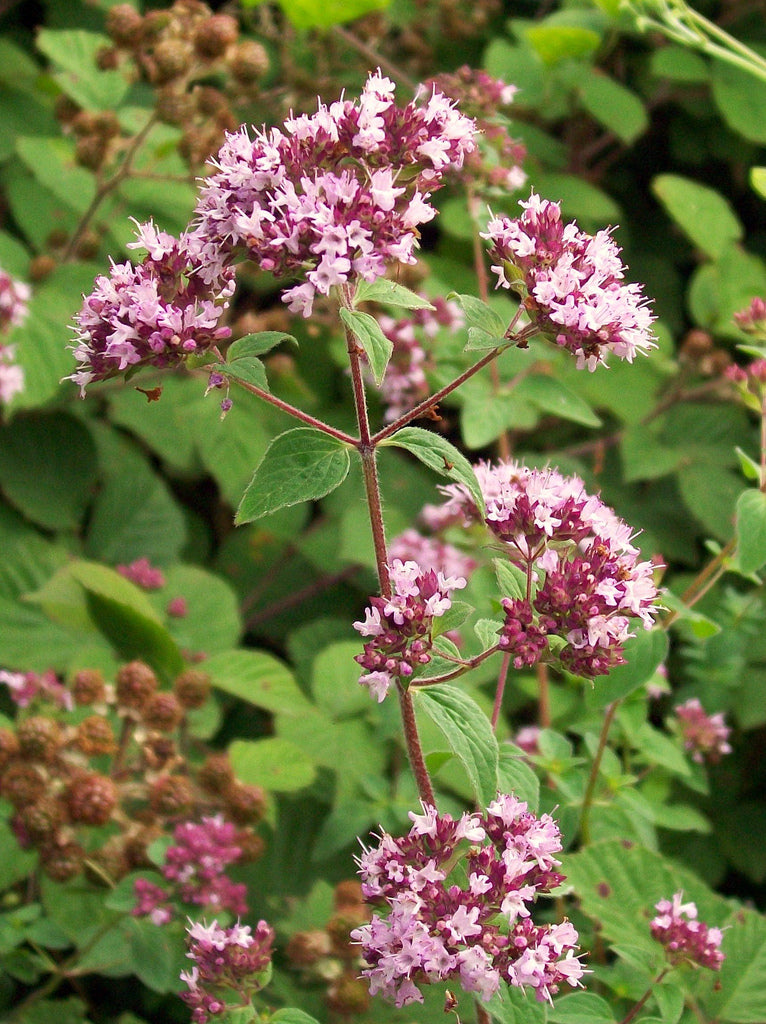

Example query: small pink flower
[651,892,725,970]
[673,698,731,764]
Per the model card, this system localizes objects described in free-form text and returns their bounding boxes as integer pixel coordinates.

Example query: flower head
[651,892,725,970]
[673,698,731,764]
[483,192,656,369]
[69,221,235,395]
[353,559,467,701]
[193,71,476,316]
[0,265,30,404]
[352,797,584,1007]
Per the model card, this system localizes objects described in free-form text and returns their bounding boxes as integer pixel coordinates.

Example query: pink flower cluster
[0,265,29,404]
[734,296,766,336]
[351,795,585,1007]
[117,556,166,590]
[374,295,464,422]
[423,460,658,678]
[354,558,467,701]
[193,70,476,318]
[673,698,731,765]
[483,193,656,369]
[651,893,725,970]
[0,669,73,711]
[133,814,247,923]
[69,222,235,395]
[181,918,275,1024]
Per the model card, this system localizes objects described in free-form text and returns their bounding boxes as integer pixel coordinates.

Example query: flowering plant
[1,4,766,1024]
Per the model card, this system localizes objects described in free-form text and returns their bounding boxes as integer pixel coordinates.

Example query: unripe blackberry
[235,829,265,863]
[173,669,210,709]
[74,230,101,261]
[151,39,191,84]
[76,715,117,756]
[334,879,365,912]
[29,254,57,282]
[141,10,171,39]
[155,87,196,126]
[75,135,108,171]
[116,661,157,712]
[54,94,80,126]
[71,110,103,136]
[86,835,130,883]
[1,762,46,808]
[124,824,160,868]
[193,14,238,59]
[142,692,184,732]
[67,773,118,825]
[224,782,267,825]
[326,972,371,1015]
[40,839,85,882]
[72,668,106,706]
[96,46,120,71]
[197,752,234,794]
[149,774,193,816]
[106,4,144,47]
[229,39,268,84]
[17,716,62,761]
[285,929,332,966]
[327,911,366,958]
[194,86,228,117]
[19,797,66,843]
[143,735,177,769]
[0,728,19,768]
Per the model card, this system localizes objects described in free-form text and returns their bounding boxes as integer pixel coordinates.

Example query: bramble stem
[619,969,669,1024]
[579,699,620,843]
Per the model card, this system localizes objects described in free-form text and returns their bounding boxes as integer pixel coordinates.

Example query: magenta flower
[483,192,656,369]
[673,698,731,764]
[388,528,477,581]
[69,221,235,395]
[0,669,73,711]
[354,558,467,701]
[651,892,725,970]
[193,70,476,317]
[181,918,275,1024]
[116,557,166,590]
[133,814,247,921]
[734,295,766,336]
[0,264,29,404]
[422,460,659,678]
[352,795,585,1007]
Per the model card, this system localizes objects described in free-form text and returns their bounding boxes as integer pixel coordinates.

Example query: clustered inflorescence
[351,795,585,1007]
[192,70,477,318]
[651,892,725,970]
[181,918,275,1023]
[422,459,659,678]
[673,698,732,765]
[70,223,236,395]
[483,192,656,369]
[0,663,265,889]
[0,263,30,404]
[353,558,467,701]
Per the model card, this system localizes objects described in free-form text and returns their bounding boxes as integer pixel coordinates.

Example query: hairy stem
[491,652,512,732]
[399,685,436,806]
[579,699,620,844]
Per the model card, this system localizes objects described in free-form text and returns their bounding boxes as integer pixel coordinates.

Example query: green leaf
[236,428,351,524]
[354,278,434,310]
[205,649,311,715]
[36,29,129,110]
[516,374,601,427]
[461,393,538,447]
[243,0,390,29]
[415,684,499,806]
[497,750,540,810]
[229,737,316,792]
[535,172,621,227]
[227,331,297,359]
[339,307,392,384]
[704,906,766,1022]
[311,641,371,718]
[649,45,709,84]
[548,991,616,1023]
[16,137,97,215]
[736,489,766,574]
[579,73,648,144]
[127,917,182,993]
[271,1010,323,1024]
[712,58,766,145]
[593,629,669,706]
[652,174,743,259]
[752,167,766,201]
[382,426,485,515]
[149,565,242,655]
[217,356,269,392]
[0,413,97,531]
[522,25,601,65]
[494,558,528,601]
[448,293,507,337]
